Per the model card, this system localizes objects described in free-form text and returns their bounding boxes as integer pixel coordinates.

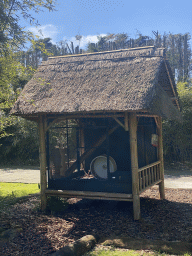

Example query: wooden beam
[47,113,124,120]
[164,59,180,111]
[48,46,155,60]
[138,161,161,172]
[139,179,162,194]
[46,114,125,131]
[46,118,65,131]
[65,125,119,176]
[137,114,159,118]
[113,117,125,129]
[79,125,85,169]
[129,113,141,220]
[124,112,129,131]
[154,117,160,130]
[39,115,47,211]
[157,117,165,199]
[45,189,133,201]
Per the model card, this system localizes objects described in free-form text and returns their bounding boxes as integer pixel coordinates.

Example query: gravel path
[0,167,40,184]
[0,166,192,188]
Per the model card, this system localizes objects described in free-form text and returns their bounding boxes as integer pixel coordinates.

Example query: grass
[85,249,144,256]
[0,182,40,210]
[84,247,192,256]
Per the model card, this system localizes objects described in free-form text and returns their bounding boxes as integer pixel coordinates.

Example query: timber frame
[38,111,165,220]
[11,46,180,221]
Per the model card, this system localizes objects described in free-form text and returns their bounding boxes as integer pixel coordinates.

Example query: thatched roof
[11,46,180,120]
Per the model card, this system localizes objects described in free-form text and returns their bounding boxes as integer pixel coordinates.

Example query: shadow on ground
[0,188,192,255]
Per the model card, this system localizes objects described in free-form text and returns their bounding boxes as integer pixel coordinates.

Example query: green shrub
[163,82,192,162]
[46,196,68,213]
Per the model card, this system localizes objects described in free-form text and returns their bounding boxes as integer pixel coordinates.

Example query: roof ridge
[48,46,157,59]
[41,55,164,67]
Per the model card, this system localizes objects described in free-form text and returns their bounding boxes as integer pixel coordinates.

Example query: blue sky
[22,0,192,49]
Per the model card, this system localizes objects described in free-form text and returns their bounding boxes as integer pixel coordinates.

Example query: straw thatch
[11,46,180,120]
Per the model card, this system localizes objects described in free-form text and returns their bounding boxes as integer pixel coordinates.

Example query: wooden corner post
[129,113,141,220]
[39,115,47,211]
[79,121,85,169]
[157,117,165,199]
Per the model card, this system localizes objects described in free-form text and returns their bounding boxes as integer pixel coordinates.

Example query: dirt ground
[0,162,192,255]
[1,187,192,255]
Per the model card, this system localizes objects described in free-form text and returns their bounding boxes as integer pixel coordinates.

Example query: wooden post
[129,113,141,220]
[157,117,165,199]
[39,115,47,211]
[79,125,85,169]
[124,112,129,131]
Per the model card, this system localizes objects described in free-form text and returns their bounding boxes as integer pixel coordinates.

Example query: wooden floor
[45,189,133,201]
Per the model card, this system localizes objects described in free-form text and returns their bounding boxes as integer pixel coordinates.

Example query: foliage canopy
[0,0,56,52]
[163,81,192,162]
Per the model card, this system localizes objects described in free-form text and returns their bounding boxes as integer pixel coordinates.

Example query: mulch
[0,187,192,255]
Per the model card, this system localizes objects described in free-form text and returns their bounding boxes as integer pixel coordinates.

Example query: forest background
[0,0,192,166]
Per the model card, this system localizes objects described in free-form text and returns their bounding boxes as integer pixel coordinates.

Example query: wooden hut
[11,46,181,220]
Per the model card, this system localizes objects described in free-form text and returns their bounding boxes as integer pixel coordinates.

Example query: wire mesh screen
[48,120,78,179]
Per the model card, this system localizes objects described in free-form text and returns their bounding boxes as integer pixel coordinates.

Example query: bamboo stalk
[124,112,129,131]
[158,164,161,180]
[143,171,146,189]
[80,126,85,169]
[151,166,154,183]
[138,161,162,190]
[39,115,47,211]
[146,169,149,187]
[45,189,132,200]
[157,117,165,199]
[154,165,157,181]
[139,179,162,194]
[139,172,142,191]
[148,168,151,185]
[138,161,161,172]
[129,113,141,220]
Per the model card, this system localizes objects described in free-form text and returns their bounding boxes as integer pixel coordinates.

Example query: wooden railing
[138,161,161,193]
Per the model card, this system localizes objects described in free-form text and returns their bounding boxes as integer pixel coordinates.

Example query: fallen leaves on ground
[0,188,192,255]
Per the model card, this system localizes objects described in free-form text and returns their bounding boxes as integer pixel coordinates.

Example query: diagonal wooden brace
[65,125,119,177]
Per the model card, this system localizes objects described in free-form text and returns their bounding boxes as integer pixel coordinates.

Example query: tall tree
[114,33,128,48]
[0,0,56,52]
[163,81,192,162]
[165,33,191,82]
[0,0,57,165]
[86,31,191,83]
